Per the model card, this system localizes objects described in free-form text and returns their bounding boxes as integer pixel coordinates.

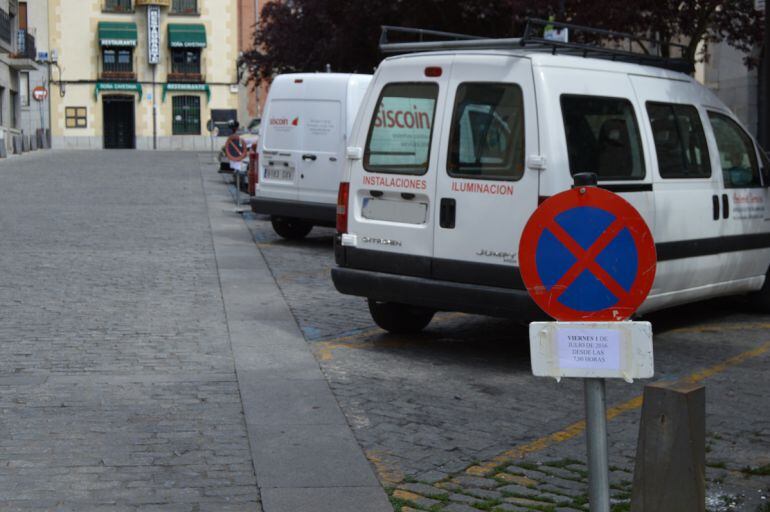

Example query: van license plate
[265,168,294,181]
[362,198,428,224]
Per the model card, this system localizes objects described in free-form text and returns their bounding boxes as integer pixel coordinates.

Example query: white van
[331,26,770,333]
[252,73,373,239]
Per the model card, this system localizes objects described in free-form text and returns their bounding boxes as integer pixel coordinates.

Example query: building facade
[49,0,240,150]
[695,41,760,139]
[237,0,270,123]
[0,0,46,155]
[20,0,50,142]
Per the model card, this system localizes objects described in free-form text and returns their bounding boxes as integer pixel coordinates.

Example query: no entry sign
[225,135,248,162]
[519,186,656,321]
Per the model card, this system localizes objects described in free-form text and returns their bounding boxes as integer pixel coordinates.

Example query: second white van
[252,73,373,239]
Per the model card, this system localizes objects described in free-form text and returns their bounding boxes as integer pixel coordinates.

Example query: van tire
[368,300,435,334]
[271,217,313,240]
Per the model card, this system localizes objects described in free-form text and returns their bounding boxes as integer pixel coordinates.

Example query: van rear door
[297,99,343,205]
[432,55,539,287]
[346,56,452,270]
[260,84,304,202]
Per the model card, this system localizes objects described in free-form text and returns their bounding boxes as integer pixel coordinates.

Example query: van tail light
[247,145,258,195]
[336,182,350,234]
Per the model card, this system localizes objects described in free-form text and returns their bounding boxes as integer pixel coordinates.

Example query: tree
[242,0,514,85]
[510,0,764,67]
[242,0,764,87]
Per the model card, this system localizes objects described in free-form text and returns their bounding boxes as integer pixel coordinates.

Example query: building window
[10,91,17,128]
[103,48,133,74]
[172,96,200,135]
[104,0,132,12]
[171,0,198,14]
[65,106,87,129]
[19,72,29,107]
[171,49,201,75]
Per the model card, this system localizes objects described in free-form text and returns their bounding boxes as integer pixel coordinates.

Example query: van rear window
[364,83,438,175]
[447,83,525,181]
[561,95,646,180]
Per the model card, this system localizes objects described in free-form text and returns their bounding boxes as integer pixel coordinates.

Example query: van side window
[646,102,711,179]
[708,112,761,188]
[447,83,525,180]
[561,95,646,180]
[364,83,439,175]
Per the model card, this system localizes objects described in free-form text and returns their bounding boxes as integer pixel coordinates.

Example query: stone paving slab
[0,151,260,511]
[233,168,770,512]
[203,164,392,511]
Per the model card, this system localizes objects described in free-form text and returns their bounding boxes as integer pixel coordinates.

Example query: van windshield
[364,83,438,175]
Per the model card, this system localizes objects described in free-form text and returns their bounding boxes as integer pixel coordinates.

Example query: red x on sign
[519,187,656,321]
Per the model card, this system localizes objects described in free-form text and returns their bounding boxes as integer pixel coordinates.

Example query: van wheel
[368,300,435,334]
[271,217,313,240]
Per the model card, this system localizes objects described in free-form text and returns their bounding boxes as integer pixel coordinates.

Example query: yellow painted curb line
[463,340,770,477]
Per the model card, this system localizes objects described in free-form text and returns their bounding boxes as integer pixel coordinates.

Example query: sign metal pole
[584,378,610,512]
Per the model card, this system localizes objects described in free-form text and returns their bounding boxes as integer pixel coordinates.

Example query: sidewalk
[200,157,392,512]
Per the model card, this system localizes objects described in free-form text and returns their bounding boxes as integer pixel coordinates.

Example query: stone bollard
[631,381,705,512]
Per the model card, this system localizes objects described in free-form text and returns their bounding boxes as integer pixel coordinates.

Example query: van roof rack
[379,18,693,74]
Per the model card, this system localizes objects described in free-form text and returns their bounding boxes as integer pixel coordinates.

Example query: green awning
[95,82,142,101]
[98,22,138,47]
[162,83,210,102]
[168,24,207,48]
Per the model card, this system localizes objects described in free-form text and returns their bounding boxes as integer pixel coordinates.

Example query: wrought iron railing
[103,0,133,13]
[167,72,204,83]
[0,9,11,44]
[171,0,198,14]
[15,29,36,59]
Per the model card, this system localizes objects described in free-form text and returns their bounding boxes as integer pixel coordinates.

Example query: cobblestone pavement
[237,176,770,512]
[0,152,260,511]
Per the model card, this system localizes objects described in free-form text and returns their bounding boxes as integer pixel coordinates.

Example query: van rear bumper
[250,197,336,225]
[331,267,543,319]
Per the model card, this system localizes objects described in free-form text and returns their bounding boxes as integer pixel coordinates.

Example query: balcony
[102,0,134,13]
[167,71,204,83]
[170,0,198,15]
[101,70,137,82]
[0,8,11,48]
[14,29,36,59]
[9,29,37,70]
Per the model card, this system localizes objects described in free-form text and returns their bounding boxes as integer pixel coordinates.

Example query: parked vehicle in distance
[218,118,261,171]
[252,73,373,239]
[332,22,770,334]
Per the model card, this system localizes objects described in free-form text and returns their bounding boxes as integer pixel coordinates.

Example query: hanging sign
[148,5,161,65]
